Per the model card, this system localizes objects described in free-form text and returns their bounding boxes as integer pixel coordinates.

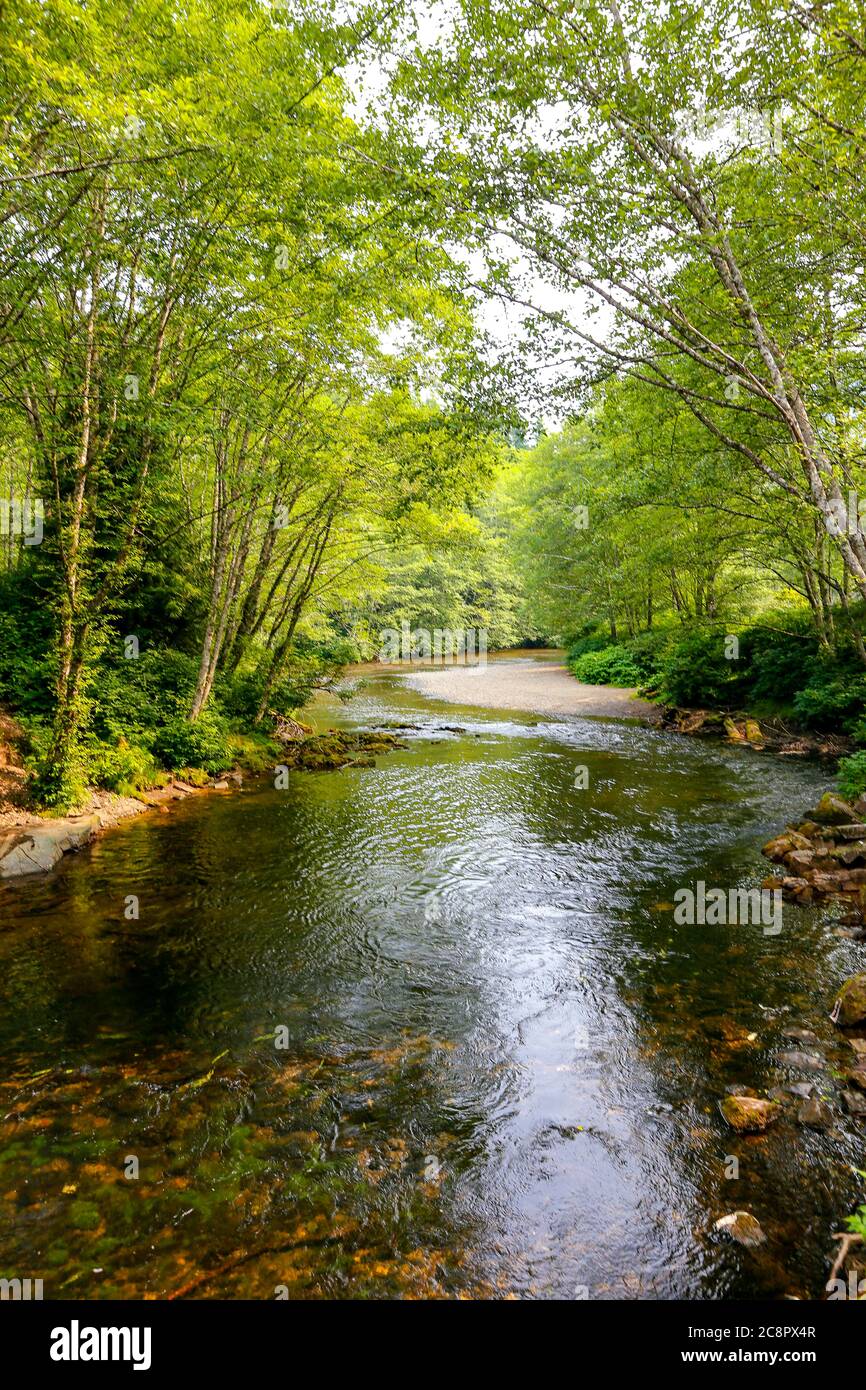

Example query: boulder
[724,717,746,742]
[0,815,100,878]
[832,824,866,841]
[847,1066,866,1093]
[719,1094,780,1133]
[713,1211,766,1247]
[830,841,866,866]
[831,974,866,1028]
[771,875,813,904]
[811,792,858,826]
[784,849,817,873]
[744,719,765,747]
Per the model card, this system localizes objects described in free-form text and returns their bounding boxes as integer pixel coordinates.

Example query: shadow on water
[0,663,863,1298]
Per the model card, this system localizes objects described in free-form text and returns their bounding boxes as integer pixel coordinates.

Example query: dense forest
[4,0,866,809]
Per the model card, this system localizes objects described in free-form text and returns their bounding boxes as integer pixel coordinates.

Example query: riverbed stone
[796,1097,834,1129]
[782,1026,818,1043]
[719,1094,780,1133]
[811,792,858,826]
[713,1211,767,1246]
[841,1089,866,1118]
[847,1066,866,1093]
[830,841,866,866]
[831,974,866,1028]
[768,875,813,904]
[832,824,866,841]
[778,1050,825,1071]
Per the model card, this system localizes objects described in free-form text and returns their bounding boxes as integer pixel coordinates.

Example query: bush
[151,714,231,775]
[569,644,643,686]
[793,669,866,730]
[89,648,202,742]
[86,738,165,796]
[838,750,866,801]
[656,630,746,707]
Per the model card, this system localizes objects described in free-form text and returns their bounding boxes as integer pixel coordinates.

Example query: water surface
[0,661,863,1299]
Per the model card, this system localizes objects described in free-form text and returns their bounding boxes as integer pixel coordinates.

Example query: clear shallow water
[0,663,863,1299]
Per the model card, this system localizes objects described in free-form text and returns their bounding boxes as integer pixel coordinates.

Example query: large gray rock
[0,815,100,878]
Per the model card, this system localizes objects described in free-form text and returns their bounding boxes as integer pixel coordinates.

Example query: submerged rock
[781,1026,818,1044]
[713,1211,767,1247]
[841,1089,866,1118]
[831,974,866,1028]
[283,730,409,773]
[719,1094,780,1133]
[777,1050,825,1072]
[796,1098,834,1130]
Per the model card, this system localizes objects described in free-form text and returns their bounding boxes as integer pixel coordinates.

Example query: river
[0,655,862,1299]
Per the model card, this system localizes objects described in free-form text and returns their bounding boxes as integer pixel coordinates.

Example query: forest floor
[402,651,661,721]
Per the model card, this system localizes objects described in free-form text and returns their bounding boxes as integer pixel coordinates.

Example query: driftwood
[828,1231,864,1286]
[269,710,312,744]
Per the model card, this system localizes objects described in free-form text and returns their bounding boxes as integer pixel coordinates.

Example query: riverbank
[0,728,411,879]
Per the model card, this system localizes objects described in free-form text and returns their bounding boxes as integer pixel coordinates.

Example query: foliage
[837,753,866,803]
[568,645,642,688]
[151,716,232,777]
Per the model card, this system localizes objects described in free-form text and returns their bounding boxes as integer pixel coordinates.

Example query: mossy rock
[719,1094,780,1133]
[285,731,407,773]
[831,973,866,1028]
[812,792,858,826]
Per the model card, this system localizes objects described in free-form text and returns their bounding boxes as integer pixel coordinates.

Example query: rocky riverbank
[658,704,850,760]
[761,790,866,921]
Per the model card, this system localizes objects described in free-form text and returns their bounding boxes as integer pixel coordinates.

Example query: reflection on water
[0,664,863,1299]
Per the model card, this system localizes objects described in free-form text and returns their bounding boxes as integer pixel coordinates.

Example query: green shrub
[740,625,819,705]
[838,750,866,801]
[151,714,231,775]
[793,669,866,730]
[569,645,643,686]
[656,630,746,707]
[89,648,201,742]
[86,739,165,796]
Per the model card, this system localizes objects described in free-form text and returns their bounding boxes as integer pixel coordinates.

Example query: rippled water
[1,659,863,1299]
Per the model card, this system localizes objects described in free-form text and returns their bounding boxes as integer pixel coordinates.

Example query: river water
[0,658,863,1299]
